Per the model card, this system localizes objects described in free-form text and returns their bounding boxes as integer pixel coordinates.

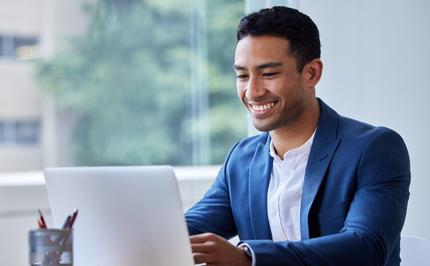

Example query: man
[186,6,410,266]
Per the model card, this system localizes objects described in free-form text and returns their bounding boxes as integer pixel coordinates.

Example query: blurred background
[1,0,429,265]
[0,0,247,170]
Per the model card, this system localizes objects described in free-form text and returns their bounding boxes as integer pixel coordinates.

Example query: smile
[250,102,276,111]
[246,101,279,118]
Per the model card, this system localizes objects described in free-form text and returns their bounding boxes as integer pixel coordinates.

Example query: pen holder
[28,229,73,266]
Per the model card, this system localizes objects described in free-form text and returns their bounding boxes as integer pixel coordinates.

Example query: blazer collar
[300,98,341,239]
[248,133,273,239]
[248,98,341,240]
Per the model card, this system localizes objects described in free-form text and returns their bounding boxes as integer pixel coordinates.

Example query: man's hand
[190,233,252,266]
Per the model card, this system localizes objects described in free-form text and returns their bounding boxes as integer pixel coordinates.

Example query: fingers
[190,233,218,254]
[191,242,216,253]
[193,252,217,264]
[190,233,222,264]
[190,232,221,243]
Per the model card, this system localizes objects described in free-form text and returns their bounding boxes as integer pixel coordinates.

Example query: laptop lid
[44,166,194,266]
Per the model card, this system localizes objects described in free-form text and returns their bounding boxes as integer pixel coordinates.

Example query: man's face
[234,35,312,132]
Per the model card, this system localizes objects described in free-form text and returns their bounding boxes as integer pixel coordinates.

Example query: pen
[56,209,78,247]
[67,209,78,229]
[62,215,71,229]
[37,219,43,229]
[38,209,47,229]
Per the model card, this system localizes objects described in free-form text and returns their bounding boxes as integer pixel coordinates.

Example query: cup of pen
[29,228,73,266]
[29,209,77,266]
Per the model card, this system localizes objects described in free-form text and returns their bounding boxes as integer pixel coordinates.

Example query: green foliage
[37,0,246,165]
[206,0,247,163]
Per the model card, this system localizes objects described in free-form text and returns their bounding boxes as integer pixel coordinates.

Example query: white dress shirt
[267,130,315,241]
[239,130,316,265]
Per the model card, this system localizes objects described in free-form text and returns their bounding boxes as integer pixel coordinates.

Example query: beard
[250,95,307,132]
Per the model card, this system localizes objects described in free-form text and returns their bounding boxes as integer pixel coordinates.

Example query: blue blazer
[185,99,410,266]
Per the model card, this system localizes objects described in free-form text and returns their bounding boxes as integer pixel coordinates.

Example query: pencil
[67,209,79,229]
[38,209,47,228]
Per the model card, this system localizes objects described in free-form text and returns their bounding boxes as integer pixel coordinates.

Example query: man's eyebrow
[233,62,283,71]
[256,62,283,70]
[233,64,246,71]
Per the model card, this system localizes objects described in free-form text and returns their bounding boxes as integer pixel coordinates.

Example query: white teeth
[251,102,275,111]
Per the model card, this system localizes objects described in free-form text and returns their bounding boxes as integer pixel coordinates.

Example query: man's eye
[236,74,248,79]
[262,72,279,77]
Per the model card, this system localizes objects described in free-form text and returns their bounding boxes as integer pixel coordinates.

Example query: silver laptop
[44,166,194,266]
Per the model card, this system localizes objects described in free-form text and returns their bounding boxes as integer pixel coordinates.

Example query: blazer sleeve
[243,128,411,266]
[185,142,239,239]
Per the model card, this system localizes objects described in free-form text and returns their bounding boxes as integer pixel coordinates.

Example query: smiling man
[185,6,410,266]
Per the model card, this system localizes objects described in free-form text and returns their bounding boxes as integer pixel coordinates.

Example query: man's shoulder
[319,98,402,143]
[338,115,405,148]
[220,133,270,177]
[225,133,269,161]
[237,132,269,148]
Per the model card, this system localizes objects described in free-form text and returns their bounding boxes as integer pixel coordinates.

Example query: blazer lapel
[249,136,273,240]
[300,99,341,240]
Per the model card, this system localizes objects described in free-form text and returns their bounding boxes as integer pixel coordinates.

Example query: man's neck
[270,99,320,157]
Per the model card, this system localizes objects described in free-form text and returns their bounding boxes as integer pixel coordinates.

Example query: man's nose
[245,77,265,101]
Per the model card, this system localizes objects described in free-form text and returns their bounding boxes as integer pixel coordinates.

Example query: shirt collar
[269,128,317,161]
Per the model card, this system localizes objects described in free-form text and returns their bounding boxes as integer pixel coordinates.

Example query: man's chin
[252,120,275,132]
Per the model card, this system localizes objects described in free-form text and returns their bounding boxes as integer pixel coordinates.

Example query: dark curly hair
[237,6,320,72]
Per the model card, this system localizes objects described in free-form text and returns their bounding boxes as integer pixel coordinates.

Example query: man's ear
[302,59,323,88]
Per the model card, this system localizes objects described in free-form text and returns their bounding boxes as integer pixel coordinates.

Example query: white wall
[299,0,430,239]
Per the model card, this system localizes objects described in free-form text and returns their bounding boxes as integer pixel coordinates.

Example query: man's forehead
[233,62,283,71]
[235,35,290,52]
[235,35,290,61]
[234,36,292,70]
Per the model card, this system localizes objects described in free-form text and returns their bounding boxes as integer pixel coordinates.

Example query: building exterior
[0,0,91,171]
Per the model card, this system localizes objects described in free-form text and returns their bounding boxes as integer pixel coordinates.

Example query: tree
[37,0,246,166]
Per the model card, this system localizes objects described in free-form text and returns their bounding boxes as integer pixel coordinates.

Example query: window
[0,34,39,60]
[37,0,247,166]
[0,120,41,146]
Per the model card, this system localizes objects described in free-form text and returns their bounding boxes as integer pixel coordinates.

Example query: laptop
[44,166,194,266]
